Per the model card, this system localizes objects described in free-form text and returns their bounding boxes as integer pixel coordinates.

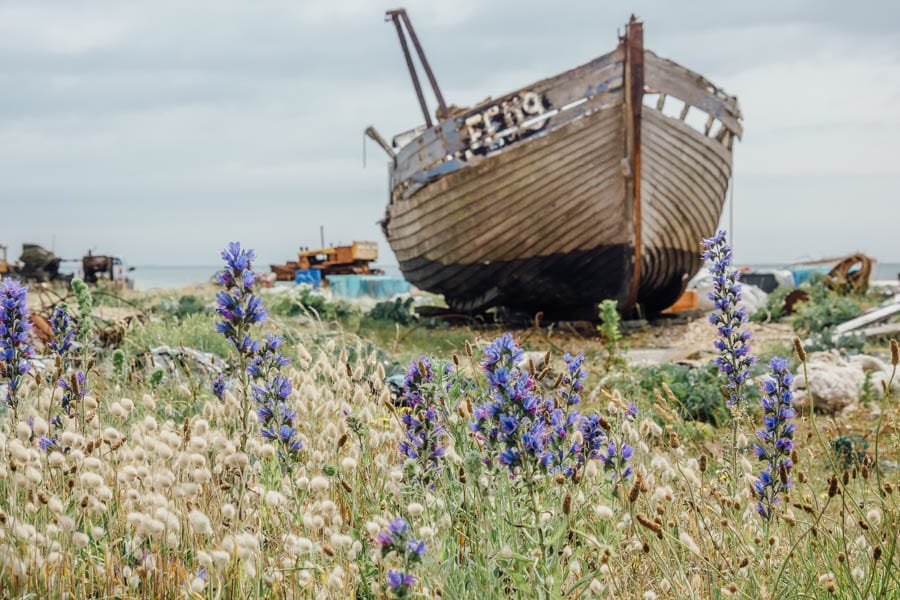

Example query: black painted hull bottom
[398,245,696,319]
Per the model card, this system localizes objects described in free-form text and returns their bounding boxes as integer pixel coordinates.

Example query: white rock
[792,350,891,414]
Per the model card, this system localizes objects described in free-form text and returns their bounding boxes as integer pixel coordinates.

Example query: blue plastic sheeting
[791,267,831,287]
[326,275,411,299]
[295,269,323,288]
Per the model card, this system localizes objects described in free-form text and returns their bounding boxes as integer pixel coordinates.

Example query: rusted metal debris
[270,241,384,281]
[824,253,873,294]
[81,251,133,288]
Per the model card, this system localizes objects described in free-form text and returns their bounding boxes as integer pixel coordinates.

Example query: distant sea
[129,266,219,290]
[61,262,899,291]
[125,264,406,291]
[745,263,900,282]
[57,264,220,291]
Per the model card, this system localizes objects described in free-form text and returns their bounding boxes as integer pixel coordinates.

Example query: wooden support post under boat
[623,17,644,314]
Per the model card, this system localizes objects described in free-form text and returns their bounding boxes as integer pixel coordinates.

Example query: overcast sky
[2,0,899,269]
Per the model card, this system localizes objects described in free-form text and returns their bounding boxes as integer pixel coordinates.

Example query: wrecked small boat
[369,10,742,317]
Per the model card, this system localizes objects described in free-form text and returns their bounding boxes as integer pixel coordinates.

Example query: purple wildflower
[598,439,635,482]
[38,434,59,452]
[0,278,33,414]
[375,517,426,562]
[255,374,302,462]
[211,375,226,399]
[214,242,267,356]
[247,334,290,379]
[702,230,755,407]
[58,371,88,419]
[397,356,447,484]
[386,570,416,596]
[471,334,580,477]
[753,357,795,520]
[578,413,608,463]
[48,304,75,366]
[558,352,586,406]
[402,355,434,407]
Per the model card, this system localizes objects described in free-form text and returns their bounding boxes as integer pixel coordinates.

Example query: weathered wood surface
[391,47,625,194]
[638,108,732,311]
[643,50,743,138]
[834,298,900,335]
[381,31,741,315]
[388,105,633,312]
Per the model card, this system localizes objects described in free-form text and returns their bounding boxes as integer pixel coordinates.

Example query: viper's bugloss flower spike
[214,242,266,355]
[58,371,88,419]
[471,334,597,478]
[753,357,795,520]
[702,230,755,407]
[376,516,426,563]
[0,278,34,413]
[48,304,75,366]
[255,374,302,461]
[211,375,226,400]
[247,334,290,379]
[402,355,434,407]
[558,352,586,406]
[398,357,447,486]
[386,570,416,596]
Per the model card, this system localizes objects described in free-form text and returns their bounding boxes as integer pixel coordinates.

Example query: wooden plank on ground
[833,298,900,335]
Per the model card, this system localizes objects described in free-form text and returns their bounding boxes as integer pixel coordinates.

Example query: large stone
[792,350,891,415]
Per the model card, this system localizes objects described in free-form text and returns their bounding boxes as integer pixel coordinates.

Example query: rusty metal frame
[386,9,448,126]
[623,17,644,314]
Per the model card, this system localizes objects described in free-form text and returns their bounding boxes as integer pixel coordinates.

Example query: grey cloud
[1,0,899,267]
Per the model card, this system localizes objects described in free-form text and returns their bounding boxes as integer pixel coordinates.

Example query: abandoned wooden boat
[368,11,742,317]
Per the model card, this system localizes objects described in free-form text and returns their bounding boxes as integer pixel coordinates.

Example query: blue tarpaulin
[295,269,323,288]
[326,275,411,299]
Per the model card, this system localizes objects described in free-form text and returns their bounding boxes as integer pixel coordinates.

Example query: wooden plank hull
[381,27,741,316]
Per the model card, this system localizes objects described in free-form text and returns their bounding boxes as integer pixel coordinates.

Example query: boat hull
[382,27,741,316]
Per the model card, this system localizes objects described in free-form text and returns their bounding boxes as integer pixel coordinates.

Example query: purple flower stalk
[398,356,447,484]
[214,242,267,356]
[558,352,586,406]
[702,230,755,407]
[211,375,226,400]
[254,374,302,462]
[753,357,795,520]
[58,371,88,420]
[471,334,581,477]
[402,355,434,407]
[48,304,75,367]
[214,242,296,454]
[375,517,427,561]
[578,413,608,462]
[0,279,34,414]
[375,517,425,597]
[247,334,290,380]
[598,438,635,481]
[386,570,416,597]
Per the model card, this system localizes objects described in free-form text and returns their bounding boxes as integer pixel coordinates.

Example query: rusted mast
[398,9,449,120]
[623,17,644,314]
[387,9,432,128]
